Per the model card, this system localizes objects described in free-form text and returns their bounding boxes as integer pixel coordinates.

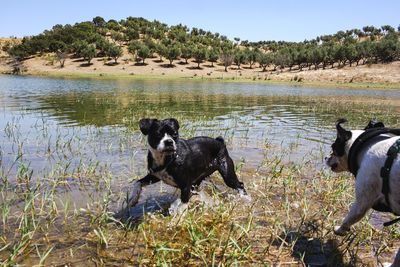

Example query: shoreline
[3,70,400,90]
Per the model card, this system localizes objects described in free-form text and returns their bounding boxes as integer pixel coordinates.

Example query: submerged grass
[0,97,399,266]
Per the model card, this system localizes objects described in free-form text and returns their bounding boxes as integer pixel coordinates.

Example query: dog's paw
[334,225,350,236]
[127,182,142,207]
[168,198,188,216]
[238,189,252,203]
[381,262,392,267]
[240,192,252,203]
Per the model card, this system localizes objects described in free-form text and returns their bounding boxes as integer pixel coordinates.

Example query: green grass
[0,96,399,266]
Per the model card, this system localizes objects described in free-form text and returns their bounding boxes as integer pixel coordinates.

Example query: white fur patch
[238,189,252,202]
[354,135,400,215]
[168,198,188,215]
[149,147,166,166]
[149,133,176,167]
[157,133,176,152]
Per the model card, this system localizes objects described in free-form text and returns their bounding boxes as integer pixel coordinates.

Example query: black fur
[332,119,385,157]
[130,118,246,206]
[364,119,385,130]
[332,118,352,157]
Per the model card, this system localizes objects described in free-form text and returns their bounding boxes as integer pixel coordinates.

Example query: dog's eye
[166,129,178,138]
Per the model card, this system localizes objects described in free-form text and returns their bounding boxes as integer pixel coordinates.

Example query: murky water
[1,75,399,219]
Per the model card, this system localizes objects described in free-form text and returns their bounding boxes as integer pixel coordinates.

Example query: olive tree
[128,40,142,60]
[192,45,208,68]
[208,47,219,67]
[220,50,234,72]
[164,44,181,66]
[246,48,260,69]
[233,49,247,69]
[93,16,106,27]
[107,44,123,63]
[180,44,193,64]
[81,44,96,65]
[258,52,273,72]
[56,51,68,68]
[137,44,150,64]
[155,43,167,62]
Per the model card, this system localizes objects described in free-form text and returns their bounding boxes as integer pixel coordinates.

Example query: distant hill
[2,17,400,77]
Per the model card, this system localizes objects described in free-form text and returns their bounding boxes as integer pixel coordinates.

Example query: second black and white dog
[127,118,248,212]
[326,119,400,266]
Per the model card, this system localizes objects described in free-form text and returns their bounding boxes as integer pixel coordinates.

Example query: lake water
[1,75,399,217]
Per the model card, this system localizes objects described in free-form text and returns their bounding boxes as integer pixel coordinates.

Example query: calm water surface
[1,75,400,218]
[1,75,399,178]
[1,74,400,223]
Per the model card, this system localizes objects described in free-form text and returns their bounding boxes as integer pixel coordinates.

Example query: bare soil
[1,51,399,86]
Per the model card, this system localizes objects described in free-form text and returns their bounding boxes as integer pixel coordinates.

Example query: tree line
[6,16,400,72]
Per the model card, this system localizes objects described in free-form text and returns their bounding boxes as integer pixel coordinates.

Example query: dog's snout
[164,139,174,147]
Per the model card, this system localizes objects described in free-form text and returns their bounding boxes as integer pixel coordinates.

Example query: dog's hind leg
[217,151,247,195]
[127,174,160,207]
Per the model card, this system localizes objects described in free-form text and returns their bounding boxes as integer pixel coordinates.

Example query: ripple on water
[1,75,400,208]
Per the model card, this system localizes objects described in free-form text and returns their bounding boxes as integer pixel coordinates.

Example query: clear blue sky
[1,0,399,42]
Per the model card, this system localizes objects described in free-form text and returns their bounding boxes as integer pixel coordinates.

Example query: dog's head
[325,118,353,172]
[325,119,385,172]
[139,118,180,154]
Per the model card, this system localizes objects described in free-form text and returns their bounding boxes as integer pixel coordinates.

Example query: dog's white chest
[153,171,178,187]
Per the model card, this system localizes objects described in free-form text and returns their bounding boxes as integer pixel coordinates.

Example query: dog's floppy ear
[166,118,180,131]
[336,118,352,141]
[139,118,157,135]
[364,119,385,130]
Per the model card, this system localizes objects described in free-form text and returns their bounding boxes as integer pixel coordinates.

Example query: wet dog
[127,118,248,213]
[326,119,400,266]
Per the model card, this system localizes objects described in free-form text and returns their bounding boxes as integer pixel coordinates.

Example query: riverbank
[1,54,399,90]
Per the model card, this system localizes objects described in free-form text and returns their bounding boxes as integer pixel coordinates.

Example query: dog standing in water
[127,118,249,213]
[326,119,400,266]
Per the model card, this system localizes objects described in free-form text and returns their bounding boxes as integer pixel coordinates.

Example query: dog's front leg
[180,186,192,203]
[168,186,191,215]
[127,174,160,207]
[335,176,378,236]
[334,201,371,235]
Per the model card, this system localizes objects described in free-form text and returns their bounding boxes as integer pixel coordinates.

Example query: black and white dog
[326,119,400,266]
[127,118,248,212]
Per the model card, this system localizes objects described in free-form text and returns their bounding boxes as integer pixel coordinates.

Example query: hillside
[0,38,20,57]
[1,49,400,86]
[1,17,400,86]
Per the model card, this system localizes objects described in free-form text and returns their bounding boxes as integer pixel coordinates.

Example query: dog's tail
[216,136,225,145]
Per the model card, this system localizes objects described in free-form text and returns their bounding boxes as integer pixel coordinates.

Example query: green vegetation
[1,94,399,265]
[4,17,400,72]
[192,45,208,68]
[165,43,181,66]
[106,43,123,63]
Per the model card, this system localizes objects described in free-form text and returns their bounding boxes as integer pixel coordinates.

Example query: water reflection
[0,75,399,181]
